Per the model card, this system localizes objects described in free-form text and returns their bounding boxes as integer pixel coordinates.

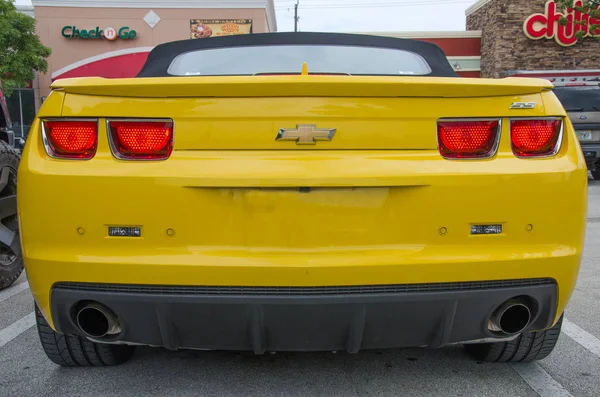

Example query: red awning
[52,47,153,81]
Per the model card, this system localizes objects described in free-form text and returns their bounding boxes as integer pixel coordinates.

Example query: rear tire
[35,305,136,367]
[464,315,563,363]
[0,140,22,290]
[591,169,600,180]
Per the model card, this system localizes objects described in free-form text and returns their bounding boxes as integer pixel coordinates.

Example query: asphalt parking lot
[1,179,600,397]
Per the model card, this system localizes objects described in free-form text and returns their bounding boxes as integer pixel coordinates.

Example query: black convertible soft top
[137,32,458,78]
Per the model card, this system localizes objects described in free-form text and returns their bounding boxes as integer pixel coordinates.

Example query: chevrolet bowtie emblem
[276,124,337,145]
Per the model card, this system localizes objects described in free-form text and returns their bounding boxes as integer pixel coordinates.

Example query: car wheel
[0,140,23,290]
[591,169,600,180]
[464,315,563,363]
[35,305,136,366]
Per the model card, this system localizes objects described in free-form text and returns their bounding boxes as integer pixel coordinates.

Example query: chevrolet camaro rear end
[18,33,587,366]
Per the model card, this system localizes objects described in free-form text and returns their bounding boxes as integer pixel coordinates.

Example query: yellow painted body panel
[60,93,553,151]
[18,76,587,330]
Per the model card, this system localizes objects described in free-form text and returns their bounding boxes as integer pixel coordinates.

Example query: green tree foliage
[0,0,51,96]
[555,0,600,40]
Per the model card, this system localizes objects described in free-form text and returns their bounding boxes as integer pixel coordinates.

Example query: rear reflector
[510,118,562,157]
[108,120,173,160]
[42,120,98,159]
[437,120,500,159]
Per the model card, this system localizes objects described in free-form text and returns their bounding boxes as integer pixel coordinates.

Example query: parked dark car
[0,86,24,289]
[553,83,600,179]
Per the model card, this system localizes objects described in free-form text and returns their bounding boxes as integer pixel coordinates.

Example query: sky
[14,0,478,33]
[275,0,475,32]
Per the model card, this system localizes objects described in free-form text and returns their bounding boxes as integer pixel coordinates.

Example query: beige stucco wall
[34,6,272,98]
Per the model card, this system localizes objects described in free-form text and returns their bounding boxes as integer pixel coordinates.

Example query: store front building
[29,0,277,107]
[466,0,600,80]
[378,0,600,82]
[4,0,275,142]
[28,0,600,88]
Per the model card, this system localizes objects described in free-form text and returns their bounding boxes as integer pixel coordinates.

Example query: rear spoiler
[52,76,554,99]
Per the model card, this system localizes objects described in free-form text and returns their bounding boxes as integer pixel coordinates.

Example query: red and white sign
[524,0,600,46]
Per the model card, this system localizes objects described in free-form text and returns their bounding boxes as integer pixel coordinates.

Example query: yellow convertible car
[18,33,587,366]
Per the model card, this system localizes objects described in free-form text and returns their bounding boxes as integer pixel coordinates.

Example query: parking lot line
[563,318,600,359]
[0,312,35,348]
[511,363,574,397]
[0,281,29,303]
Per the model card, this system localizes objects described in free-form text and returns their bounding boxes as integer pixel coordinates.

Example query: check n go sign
[62,26,138,40]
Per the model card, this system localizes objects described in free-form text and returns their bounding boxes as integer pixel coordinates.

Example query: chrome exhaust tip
[76,302,121,338]
[488,299,532,335]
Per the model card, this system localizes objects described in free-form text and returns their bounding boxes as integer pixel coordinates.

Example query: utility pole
[294,1,299,32]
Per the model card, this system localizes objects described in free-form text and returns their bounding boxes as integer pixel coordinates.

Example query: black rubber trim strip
[53,278,556,297]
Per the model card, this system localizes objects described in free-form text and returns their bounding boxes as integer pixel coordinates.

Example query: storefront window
[5,89,35,139]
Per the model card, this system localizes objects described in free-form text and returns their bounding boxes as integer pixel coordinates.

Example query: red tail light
[108,120,173,160]
[42,120,98,159]
[510,118,562,157]
[437,120,500,159]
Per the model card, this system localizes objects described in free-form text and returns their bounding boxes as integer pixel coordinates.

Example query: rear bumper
[20,131,588,332]
[51,279,558,353]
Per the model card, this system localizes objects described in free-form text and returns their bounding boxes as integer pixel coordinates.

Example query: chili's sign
[524,0,600,46]
[61,26,137,40]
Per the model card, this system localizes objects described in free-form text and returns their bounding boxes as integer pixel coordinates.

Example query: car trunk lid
[58,76,551,151]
